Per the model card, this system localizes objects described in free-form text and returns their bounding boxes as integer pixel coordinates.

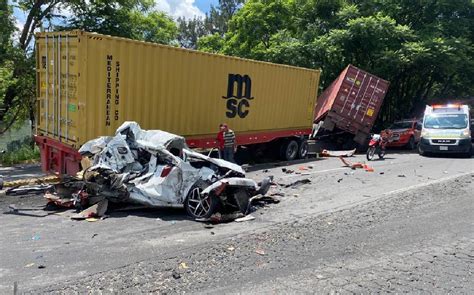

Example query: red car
[385,120,422,149]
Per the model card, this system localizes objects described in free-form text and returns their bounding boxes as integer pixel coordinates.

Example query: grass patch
[0,138,40,166]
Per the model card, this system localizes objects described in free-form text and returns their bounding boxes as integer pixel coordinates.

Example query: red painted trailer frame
[35,128,312,175]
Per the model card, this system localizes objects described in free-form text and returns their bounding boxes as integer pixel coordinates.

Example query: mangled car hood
[78,122,246,207]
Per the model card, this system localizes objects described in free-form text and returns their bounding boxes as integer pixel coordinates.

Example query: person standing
[216,123,236,163]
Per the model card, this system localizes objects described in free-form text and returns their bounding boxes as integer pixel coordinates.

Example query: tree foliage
[177,0,244,49]
[2,0,473,133]
[1,0,178,133]
[211,0,474,126]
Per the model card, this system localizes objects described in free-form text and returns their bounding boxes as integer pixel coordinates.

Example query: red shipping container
[314,65,389,144]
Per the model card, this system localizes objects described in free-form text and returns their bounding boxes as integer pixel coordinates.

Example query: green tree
[206,0,244,35]
[177,16,206,49]
[64,0,177,44]
[1,0,178,134]
[197,33,224,53]
[223,0,291,59]
[211,0,474,125]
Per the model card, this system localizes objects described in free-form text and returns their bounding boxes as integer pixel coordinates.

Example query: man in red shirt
[216,123,236,163]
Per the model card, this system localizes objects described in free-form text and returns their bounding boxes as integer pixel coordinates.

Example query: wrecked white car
[76,122,272,219]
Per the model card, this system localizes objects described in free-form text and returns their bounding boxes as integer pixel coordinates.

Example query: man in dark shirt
[216,123,236,163]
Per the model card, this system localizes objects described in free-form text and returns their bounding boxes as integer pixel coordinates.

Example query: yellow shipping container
[35,31,320,174]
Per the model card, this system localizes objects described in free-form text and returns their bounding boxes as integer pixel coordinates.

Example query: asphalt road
[0,151,472,293]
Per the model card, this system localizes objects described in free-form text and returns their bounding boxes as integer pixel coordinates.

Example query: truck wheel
[406,136,415,150]
[281,140,299,161]
[297,140,309,159]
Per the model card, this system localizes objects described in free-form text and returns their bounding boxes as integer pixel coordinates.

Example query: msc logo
[222,74,254,118]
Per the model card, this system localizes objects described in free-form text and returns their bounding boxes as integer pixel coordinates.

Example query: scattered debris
[2,175,60,189]
[255,249,266,255]
[282,168,294,174]
[91,234,98,239]
[227,246,235,251]
[37,265,46,269]
[172,270,181,279]
[281,178,311,188]
[71,199,109,220]
[337,178,343,183]
[179,262,189,269]
[235,215,256,222]
[379,172,385,175]
[6,184,53,196]
[398,174,406,178]
[269,191,285,197]
[339,157,374,172]
[210,212,244,223]
[293,194,300,198]
[24,263,35,268]
[31,235,40,241]
[321,149,356,157]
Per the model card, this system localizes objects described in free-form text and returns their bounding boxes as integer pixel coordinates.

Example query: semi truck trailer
[34,30,320,175]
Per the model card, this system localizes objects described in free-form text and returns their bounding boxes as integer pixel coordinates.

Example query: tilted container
[313,64,389,144]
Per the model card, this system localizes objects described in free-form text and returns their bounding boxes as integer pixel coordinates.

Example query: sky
[157,0,219,18]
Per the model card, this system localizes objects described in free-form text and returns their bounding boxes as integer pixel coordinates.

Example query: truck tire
[281,140,299,161]
[297,140,309,159]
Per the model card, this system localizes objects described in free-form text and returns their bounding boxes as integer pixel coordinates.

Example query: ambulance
[418,104,472,157]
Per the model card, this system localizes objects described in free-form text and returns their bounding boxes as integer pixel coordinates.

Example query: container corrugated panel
[35,30,320,149]
[314,64,389,138]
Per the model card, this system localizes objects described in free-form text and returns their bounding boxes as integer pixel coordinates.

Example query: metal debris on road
[339,157,374,172]
[235,215,256,222]
[321,149,356,157]
[6,184,53,196]
[281,178,311,188]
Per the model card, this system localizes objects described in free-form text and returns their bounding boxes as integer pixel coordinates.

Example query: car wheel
[281,140,299,161]
[184,185,218,219]
[297,140,309,159]
[407,136,415,150]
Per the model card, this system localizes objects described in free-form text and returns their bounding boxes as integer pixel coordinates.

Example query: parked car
[385,120,422,149]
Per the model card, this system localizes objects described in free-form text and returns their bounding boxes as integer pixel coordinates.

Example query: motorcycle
[366,131,392,161]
